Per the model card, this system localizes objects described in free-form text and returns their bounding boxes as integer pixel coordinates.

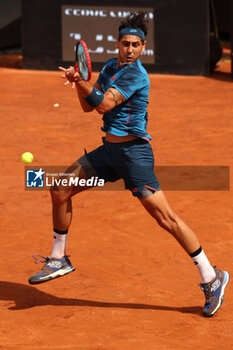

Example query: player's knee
[154,210,180,234]
[50,187,70,204]
[166,213,180,234]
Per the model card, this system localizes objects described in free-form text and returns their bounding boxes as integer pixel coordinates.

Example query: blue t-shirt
[97,58,151,140]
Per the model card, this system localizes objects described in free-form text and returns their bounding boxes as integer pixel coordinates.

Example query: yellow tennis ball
[21,152,34,164]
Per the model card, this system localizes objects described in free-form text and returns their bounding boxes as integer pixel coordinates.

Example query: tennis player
[28,12,229,317]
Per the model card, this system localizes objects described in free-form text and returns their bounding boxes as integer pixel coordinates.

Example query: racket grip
[74,63,79,72]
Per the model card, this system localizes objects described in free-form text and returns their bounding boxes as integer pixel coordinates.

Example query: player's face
[117,35,146,65]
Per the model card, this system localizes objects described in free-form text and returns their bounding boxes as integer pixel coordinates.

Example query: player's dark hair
[118,11,148,38]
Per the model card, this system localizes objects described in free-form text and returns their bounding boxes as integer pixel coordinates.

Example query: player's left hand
[59,66,82,88]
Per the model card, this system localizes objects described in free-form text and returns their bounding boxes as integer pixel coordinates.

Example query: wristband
[84,87,104,107]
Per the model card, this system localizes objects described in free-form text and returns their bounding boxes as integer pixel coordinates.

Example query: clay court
[0,57,232,349]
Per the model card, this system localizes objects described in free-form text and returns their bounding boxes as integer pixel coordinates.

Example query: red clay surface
[0,59,232,350]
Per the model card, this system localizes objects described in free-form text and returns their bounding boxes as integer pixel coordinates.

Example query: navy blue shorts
[78,138,161,198]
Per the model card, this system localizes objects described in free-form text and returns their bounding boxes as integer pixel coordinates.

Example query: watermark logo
[24,165,230,191]
[25,166,105,191]
[26,168,45,188]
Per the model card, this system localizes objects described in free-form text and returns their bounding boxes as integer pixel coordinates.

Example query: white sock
[51,230,67,259]
[191,247,216,283]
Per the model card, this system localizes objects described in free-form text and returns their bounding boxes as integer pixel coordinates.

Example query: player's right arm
[59,66,98,113]
[75,81,101,113]
[59,66,126,114]
[94,87,126,114]
[76,82,126,114]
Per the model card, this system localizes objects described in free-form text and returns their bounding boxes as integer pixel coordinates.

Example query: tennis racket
[74,40,92,82]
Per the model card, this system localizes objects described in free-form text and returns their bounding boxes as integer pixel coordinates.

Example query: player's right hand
[59,66,82,88]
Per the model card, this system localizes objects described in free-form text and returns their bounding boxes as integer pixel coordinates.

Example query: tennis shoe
[199,267,229,317]
[28,255,75,284]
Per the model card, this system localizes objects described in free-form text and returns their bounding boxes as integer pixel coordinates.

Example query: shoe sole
[204,271,230,317]
[28,266,75,285]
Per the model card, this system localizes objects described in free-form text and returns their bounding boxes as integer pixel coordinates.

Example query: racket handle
[74,62,79,72]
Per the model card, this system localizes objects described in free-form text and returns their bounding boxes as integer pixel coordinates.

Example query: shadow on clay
[0,281,202,315]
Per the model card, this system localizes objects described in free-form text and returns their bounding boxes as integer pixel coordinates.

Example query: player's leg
[139,190,229,317]
[28,160,90,285]
[28,142,118,285]
[119,138,229,317]
[50,160,89,234]
[139,190,201,254]
[49,160,90,258]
